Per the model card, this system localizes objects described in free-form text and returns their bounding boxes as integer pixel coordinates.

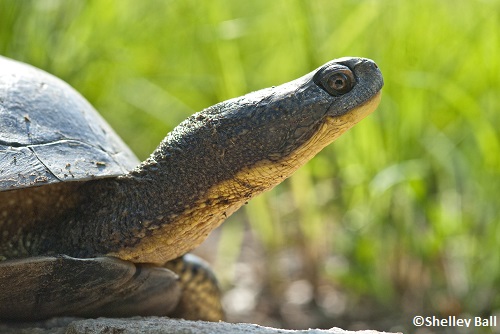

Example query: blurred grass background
[1,0,499,333]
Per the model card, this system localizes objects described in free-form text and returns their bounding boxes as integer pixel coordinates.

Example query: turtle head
[208,57,384,176]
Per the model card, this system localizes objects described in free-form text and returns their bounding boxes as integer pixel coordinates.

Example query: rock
[0,317,401,334]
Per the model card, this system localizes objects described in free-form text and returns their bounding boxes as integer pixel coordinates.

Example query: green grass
[1,0,499,332]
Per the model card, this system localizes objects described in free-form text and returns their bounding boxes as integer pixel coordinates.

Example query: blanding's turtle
[0,56,383,321]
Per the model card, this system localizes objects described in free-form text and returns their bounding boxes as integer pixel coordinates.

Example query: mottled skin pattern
[0,57,383,320]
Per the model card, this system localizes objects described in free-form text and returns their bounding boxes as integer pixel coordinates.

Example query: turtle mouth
[325,90,382,125]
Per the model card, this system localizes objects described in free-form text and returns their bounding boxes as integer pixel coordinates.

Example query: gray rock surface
[0,317,401,334]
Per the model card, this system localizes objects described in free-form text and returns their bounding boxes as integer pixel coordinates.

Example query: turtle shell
[0,56,139,191]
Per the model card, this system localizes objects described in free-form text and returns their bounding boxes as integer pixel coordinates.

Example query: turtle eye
[314,65,355,96]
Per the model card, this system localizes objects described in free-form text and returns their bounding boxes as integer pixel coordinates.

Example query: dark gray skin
[0,56,383,320]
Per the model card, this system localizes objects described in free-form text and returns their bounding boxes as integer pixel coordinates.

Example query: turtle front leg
[165,254,224,322]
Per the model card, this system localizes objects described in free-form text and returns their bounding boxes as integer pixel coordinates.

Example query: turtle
[0,55,383,321]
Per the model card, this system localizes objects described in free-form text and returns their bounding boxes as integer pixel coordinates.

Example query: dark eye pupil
[328,73,348,92]
[334,78,345,88]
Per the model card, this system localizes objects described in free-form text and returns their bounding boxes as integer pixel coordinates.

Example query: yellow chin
[293,90,382,168]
